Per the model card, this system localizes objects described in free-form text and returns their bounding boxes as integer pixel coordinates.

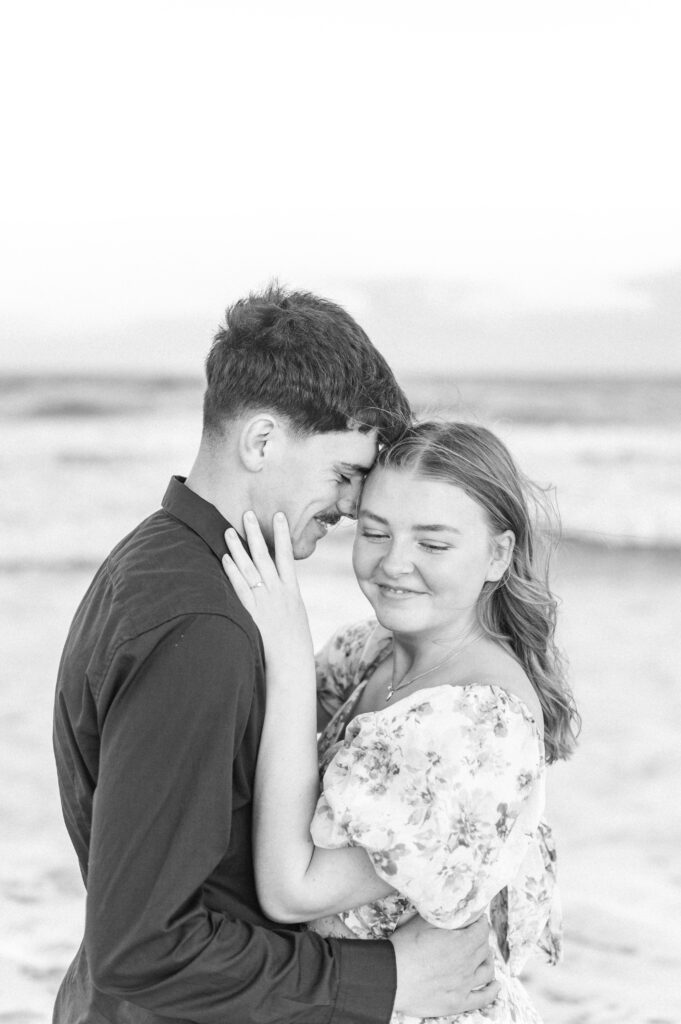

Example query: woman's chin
[370,604,422,634]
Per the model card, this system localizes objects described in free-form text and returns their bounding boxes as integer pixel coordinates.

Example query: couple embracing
[53,284,579,1024]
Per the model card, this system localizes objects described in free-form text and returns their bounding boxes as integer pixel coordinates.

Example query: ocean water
[3,372,681,1024]
[3,372,681,573]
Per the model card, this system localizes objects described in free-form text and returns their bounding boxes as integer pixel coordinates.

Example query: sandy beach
[4,1,681,1017]
[2,371,680,1024]
[2,530,680,1024]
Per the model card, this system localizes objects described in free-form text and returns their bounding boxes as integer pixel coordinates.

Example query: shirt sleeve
[311,685,545,930]
[316,620,378,729]
[85,612,396,1024]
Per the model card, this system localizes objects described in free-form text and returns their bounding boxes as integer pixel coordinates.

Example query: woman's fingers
[222,551,256,611]
[223,514,312,663]
[272,512,296,583]
[242,511,279,585]
[224,512,297,594]
[224,526,267,590]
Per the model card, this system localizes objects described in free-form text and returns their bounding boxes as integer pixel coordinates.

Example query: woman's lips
[374,582,425,598]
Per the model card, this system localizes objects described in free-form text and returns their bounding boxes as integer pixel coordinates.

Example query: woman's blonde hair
[376,420,580,763]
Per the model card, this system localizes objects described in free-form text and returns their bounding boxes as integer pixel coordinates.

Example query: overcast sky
[2,0,680,374]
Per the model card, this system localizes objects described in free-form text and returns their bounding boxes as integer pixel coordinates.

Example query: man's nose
[336,477,364,518]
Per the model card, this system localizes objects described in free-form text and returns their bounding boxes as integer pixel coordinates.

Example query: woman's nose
[379,541,413,577]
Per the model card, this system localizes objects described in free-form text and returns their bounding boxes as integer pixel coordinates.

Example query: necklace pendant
[385,687,394,701]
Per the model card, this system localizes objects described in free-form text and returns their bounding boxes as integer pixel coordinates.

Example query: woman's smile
[374,582,426,598]
[353,466,506,640]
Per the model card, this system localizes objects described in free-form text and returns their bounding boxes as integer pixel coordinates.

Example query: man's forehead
[331,429,378,470]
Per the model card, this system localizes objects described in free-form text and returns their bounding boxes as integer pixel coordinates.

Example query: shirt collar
[161,476,233,562]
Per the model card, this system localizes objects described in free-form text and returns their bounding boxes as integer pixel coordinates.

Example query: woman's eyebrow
[358,510,461,535]
[413,524,461,535]
[357,510,388,524]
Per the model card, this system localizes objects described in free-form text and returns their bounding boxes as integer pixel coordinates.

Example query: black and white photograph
[2,3,680,1023]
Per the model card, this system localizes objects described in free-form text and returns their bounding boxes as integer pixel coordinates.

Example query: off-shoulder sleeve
[311,684,545,929]
[315,620,382,727]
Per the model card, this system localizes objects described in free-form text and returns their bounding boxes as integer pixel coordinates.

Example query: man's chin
[291,536,318,560]
[291,522,328,559]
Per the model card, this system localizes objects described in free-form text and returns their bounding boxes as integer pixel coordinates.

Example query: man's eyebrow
[358,510,461,534]
[339,461,372,474]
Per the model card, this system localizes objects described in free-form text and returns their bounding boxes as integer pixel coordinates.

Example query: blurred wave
[4,372,681,571]
[4,372,681,425]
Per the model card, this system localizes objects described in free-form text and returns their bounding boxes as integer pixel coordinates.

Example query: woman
[223,421,580,1023]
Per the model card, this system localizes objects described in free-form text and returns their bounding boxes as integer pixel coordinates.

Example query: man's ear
[237,414,277,472]
[485,530,515,583]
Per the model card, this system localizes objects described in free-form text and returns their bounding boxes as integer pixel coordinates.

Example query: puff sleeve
[316,620,386,728]
[311,684,545,930]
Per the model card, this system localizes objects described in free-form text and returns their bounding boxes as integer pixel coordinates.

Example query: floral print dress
[310,620,562,1024]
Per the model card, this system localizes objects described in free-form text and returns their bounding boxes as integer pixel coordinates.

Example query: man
[53,284,499,1024]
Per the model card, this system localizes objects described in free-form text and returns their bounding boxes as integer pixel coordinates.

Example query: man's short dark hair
[203,283,411,444]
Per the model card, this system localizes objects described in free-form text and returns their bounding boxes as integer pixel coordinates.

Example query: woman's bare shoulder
[458,643,544,732]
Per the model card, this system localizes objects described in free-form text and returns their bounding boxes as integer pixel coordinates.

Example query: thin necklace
[385,633,483,702]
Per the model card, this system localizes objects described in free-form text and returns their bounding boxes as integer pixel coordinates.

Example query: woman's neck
[390,621,482,681]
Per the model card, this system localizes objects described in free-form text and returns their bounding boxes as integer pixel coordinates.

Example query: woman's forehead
[359,467,487,525]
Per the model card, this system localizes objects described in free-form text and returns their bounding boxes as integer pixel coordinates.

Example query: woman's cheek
[351,541,369,581]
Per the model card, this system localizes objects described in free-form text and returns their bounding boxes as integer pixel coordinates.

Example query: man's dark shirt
[53,477,396,1024]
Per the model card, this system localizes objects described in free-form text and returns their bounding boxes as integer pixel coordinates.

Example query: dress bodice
[310,620,562,1024]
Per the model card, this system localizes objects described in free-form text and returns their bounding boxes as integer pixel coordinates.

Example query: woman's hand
[222,511,314,671]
